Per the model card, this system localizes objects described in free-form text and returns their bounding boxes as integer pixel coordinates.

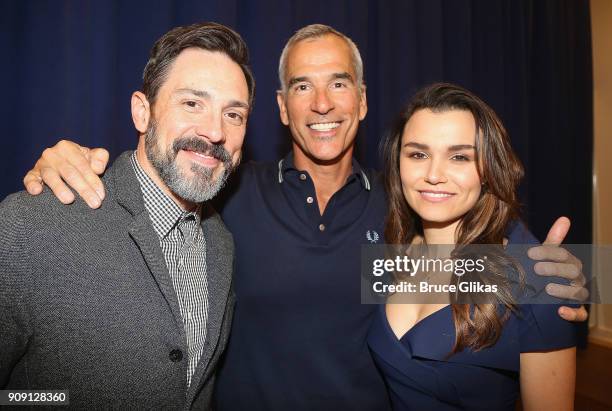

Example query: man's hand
[527,217,589,322]
[23,140,109,209]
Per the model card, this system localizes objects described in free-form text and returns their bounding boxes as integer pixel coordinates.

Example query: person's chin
[311,142,351,162]
[415,208,457,225]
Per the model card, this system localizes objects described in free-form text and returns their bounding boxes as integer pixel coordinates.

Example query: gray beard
[144,121,234,203]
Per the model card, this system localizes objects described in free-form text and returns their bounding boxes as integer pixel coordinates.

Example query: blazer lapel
[127,213,185,328]
[110,152,185,329]
[187,204,234,403]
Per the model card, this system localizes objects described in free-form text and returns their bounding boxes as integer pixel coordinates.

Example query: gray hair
[277,24,364,93]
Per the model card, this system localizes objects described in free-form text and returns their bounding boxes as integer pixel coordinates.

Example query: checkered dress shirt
[131,152,209,387]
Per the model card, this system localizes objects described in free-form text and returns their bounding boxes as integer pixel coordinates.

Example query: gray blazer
[0,151,235,409]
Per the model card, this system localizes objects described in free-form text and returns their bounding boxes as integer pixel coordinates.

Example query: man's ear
[131,91,151,133]
[276,91,290,126]
[358,84,368,121]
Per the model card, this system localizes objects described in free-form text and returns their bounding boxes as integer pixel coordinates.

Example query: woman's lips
[418,190,455,203]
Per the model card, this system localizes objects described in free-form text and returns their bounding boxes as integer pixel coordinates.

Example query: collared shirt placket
[130,152,209,387]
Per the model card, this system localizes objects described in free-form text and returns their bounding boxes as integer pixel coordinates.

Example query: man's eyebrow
[175,88,210,98]
[227,100,250,110]
[286,72,355,88]
[331,72,353,82]
[175,88,249,110]
[287,76,309,87]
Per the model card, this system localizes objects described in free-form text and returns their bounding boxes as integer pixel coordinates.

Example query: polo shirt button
[169,349,183,362]
[299,173,307,181]
[306,196,314,204]
[319,223,326,232]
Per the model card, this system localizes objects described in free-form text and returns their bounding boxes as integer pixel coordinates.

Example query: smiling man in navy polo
[213,25,390,410]
[23,24,588,410]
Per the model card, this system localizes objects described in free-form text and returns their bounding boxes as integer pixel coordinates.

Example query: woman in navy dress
[368,83,576,410]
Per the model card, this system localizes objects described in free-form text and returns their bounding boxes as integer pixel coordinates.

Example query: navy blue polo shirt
[214,152,390,411]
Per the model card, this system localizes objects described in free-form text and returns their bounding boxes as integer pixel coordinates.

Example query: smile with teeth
[419,191,454,198]
[190,151,214,159]
[182,149,220,167]
[308,122,341,131]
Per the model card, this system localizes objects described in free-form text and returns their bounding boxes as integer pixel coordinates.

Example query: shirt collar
[130,151,202,239]
[277,151,371,191]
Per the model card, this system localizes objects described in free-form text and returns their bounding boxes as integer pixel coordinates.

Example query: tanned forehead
[286,34,353,73]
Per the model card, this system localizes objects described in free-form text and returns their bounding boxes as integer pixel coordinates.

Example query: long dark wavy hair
[382,83,525,352]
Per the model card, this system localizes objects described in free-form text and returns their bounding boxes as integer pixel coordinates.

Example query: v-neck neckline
[384,304,451,342]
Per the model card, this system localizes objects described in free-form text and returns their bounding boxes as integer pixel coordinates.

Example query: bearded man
[0,22,253,409]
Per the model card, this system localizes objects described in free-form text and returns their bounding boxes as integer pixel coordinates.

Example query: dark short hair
[142,22,255,107]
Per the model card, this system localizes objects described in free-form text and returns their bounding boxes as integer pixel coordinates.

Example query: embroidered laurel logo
[366,230,379,243]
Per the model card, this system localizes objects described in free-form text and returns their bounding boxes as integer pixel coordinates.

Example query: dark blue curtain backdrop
[0,0,592,243]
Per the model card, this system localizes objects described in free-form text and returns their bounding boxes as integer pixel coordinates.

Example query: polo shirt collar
[277,151,371,191]
[130,151,202,240]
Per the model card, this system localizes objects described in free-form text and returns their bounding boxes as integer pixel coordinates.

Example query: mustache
[172,137,232,164]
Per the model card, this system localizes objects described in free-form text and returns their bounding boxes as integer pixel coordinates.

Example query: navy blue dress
[367,260,577,410]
